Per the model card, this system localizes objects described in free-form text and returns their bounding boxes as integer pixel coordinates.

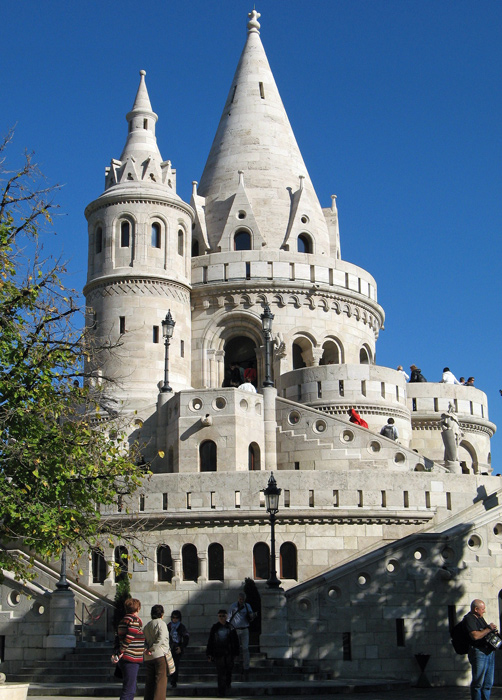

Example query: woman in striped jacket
[117,598,145,700]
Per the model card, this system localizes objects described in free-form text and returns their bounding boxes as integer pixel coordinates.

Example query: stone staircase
[10,642,330,690]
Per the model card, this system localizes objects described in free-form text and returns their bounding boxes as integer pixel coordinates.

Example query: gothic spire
[120,70,162,163]
[198,10,330,253]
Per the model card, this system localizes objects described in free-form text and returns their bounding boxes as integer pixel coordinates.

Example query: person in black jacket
[206,610,240,697]
[409,365,427,383]
[167,610,189,689]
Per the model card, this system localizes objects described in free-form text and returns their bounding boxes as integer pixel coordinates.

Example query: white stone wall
[407,383,494,474]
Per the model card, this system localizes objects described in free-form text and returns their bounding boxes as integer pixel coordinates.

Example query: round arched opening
[234,230,251,251]
[223,336,257,388]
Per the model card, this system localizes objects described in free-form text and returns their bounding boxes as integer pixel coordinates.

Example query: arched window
[321,339,342,365]
[151,222,161,249]
[178,229,184,256]
[182,544,198,582]
[91,547,107,584]
[192,239,200,257]
[253,542,270,580]
[200,440,217,472]
[114,545,128,583]
[234,230,251,251]
[248,443,261,471]
[95,227,103,254]
[157,545,173,583]
[297,233,312,254]
[280,542,298,580]
[359,346,371,365]
[293,342,306,369]
[120,221,130,248]
[208,543,224,581]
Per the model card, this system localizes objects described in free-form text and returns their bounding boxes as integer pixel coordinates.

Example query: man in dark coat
[206,609,240,697]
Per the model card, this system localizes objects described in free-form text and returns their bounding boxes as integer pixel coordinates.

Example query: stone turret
[190,12,384,390]
[84,71,194,422]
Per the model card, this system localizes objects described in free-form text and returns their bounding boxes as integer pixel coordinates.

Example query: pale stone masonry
[1,9,500,688]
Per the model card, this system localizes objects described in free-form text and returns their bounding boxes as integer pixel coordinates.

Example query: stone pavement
[26,686,502,700]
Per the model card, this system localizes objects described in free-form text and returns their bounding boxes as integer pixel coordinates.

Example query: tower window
[297,233,312,254]
[208,543,224,581]
[182,544,198,582]
[259,82,265,99]
[143,119,148,129]
[234,230,251,251]
[180,339,184,357]
[95,227,103,254]
[151,222,161,248]
[120,221,130,248]
[119,316,126,334]
[153,326,159,343]
[178,229,184,256]
[200,440,217,472]
[157,545,173,582]
[192,239,200,257]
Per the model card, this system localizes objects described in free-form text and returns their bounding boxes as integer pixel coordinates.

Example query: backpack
[417,373,427,382]
[451,618,470,655]
[381,425,395,439]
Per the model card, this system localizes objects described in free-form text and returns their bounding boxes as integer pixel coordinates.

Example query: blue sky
[2,1,501,470]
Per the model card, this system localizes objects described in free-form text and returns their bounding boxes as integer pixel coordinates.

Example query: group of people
[397,365,476,386]
[348,409,399,441]
[114,600,189,700]
[114,592,256,700]
[223,362,257,390]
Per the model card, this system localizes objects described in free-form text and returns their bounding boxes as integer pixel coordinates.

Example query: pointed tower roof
[198,10,330,253]
[120,70,162,163]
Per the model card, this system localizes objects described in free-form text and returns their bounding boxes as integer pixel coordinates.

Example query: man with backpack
[464,599,499,700]
[380,418,398,441]
[228,592,256,680]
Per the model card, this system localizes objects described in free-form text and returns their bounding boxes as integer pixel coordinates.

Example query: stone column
[199,552,208,582]
[44,589,77,659]
[263,387,277,471]
[259,587,291,658]
[172,553,182,582]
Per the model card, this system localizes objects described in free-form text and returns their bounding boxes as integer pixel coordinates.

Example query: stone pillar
[263,387,277,471]
[172,553,182,582]
[44,589,77,658]
[216,350,225,387]
[259,587,291,658]
[311,348,324,366]
[207,349,216,388]
[199,552,208,582]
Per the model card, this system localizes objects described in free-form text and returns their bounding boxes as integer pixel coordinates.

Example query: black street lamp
[261,304,274,388]
[55,546,70,591]
[263,473,282,588]
[161,310,175,393]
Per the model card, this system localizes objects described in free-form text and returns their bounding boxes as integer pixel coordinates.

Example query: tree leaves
[0,134,148,581]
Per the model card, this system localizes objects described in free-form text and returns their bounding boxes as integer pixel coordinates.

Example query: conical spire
[120,70,162,163]
[198,10,330,253]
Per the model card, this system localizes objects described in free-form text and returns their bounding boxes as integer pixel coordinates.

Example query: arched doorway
[223,336,257,388]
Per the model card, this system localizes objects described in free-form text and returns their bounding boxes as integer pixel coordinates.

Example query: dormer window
[151,222,161,249]
[297,233,312,254]
[120,221,130,248]
[234,230,251,251]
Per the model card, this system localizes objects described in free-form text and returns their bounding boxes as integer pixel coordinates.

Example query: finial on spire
[238,170,245,186]
[247,9,261,34]
[331,194,338,213]
[140,69,146,76]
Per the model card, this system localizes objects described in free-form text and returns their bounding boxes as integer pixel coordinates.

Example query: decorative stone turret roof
[100,70,180,199]
[197,10,331,254]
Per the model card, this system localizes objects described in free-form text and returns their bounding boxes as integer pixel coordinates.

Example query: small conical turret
[120,70,161,163]
[103,71,176,193]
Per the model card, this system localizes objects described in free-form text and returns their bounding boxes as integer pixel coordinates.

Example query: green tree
[0,133,147,581]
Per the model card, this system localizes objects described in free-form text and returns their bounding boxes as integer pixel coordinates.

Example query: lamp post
[161,310,175,393]
[261,304,274,388]
[262,473,281,588]
[55,546,70,591]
